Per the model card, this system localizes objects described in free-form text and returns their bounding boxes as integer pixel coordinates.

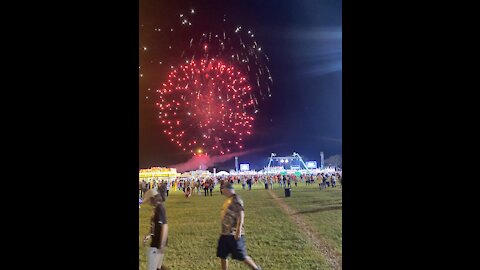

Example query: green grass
[273,183,342,254]
[140,182,341,269]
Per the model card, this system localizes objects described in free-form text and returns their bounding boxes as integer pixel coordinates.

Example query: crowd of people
[139,172,342,202]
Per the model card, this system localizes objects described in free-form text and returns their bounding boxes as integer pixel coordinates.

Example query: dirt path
[268,189,342,269]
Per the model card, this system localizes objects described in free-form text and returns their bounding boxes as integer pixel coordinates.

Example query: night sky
[140,0,341,171]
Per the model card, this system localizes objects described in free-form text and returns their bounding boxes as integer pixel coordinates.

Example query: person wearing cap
[142,188,168,270]
[216,182,261,270]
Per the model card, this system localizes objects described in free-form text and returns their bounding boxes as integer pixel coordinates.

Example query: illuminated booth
[139,167,179,181]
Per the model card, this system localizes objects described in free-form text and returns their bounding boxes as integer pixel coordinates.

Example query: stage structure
[265,152,311,174]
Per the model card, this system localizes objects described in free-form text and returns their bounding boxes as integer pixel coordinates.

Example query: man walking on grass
[217,182,261,270]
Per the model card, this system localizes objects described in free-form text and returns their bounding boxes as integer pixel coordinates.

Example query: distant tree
[324,154,342,168]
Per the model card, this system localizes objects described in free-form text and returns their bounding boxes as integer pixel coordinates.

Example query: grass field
[272,184,342,254]
[139,182,342,270]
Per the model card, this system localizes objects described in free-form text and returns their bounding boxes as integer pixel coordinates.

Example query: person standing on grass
[166,180,171,197]
[220,179,225,195]
[209,178,214,196]
[142,188,168,270]
[157,181,167,201]
[143,180,148,197]
[204,180,210,196]
[217,182,262,270]
[190,179,196,194]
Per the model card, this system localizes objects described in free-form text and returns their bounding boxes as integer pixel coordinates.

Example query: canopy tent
[178,170,213,179]
[215,171,230,176]
[180,172,192,178]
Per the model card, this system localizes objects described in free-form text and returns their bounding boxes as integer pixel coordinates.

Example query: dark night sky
[140,0,341,171]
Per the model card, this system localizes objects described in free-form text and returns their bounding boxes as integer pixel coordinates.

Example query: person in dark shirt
[157,182,167,200]
[220,179,225,194]
[141,180,148,198]
[216,182,261,270]
[204,180,210,196]
[142,189,168,270]
[209,179,214,196]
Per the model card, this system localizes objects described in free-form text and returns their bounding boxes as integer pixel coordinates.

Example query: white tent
[215,171,230,176]
[180,172,191,178]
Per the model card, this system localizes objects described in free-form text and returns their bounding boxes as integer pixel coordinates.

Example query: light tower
[320,151,324,169]
[235,156,239,172]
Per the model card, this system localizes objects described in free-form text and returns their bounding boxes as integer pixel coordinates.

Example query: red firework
[157,58,255,155]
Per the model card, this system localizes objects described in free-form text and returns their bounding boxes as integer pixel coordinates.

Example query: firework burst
[141,7,272,155]
[157,58,254,155]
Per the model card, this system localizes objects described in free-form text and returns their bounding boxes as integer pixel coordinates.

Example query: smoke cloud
[168,147,265,173]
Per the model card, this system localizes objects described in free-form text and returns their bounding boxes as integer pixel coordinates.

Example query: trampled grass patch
[273,184,342,254]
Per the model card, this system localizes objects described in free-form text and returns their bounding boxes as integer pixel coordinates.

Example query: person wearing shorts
[216,182,261,270]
